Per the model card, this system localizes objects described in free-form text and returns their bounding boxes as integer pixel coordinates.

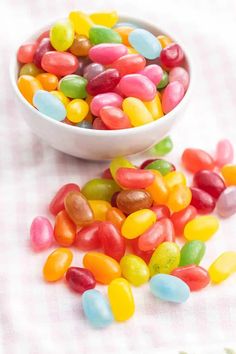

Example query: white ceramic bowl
[10,15,193,161]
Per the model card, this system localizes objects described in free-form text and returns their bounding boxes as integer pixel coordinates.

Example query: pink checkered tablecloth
[1,0,236,353]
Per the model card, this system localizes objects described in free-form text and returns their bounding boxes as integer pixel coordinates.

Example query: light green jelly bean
[157,70,169,89]
[19,63,43,77]
[149,242,180,276]
[151,136,173,156]
[144,159,174,176]
[81,178,120,202]
[89,25,122,45]
[120,254,150,286]
[59,75,88,99]
[50,20,74,51]
[179,240,206,266]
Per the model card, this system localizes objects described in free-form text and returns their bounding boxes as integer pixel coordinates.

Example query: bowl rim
[10,14,194,137]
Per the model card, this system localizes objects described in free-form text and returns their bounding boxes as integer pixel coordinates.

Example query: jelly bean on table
[216,186,236,217]
[74,221,101,251]
[151,136,173,156]
[64,191,94,226]
[98,222,126,261]
[193,170,226,199]
[149,241,180,276]
[190,187,216,214]
[184,215,219,241]
[215,139,234,167]
[121,209,156,239]
[43,248,73,282]
[66,267,96,294]
[171,265,210,291]
[49,183,80,216]
[179,240,206,266]
[120,255,150,286]
[182,148,215,173]
[54,210,76,247]
[208,252,236,283]
[30,216,53,251]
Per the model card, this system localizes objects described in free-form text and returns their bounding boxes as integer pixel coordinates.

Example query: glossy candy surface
[148,242,180,276]
[128,29,162,59]
[83,62,105,81]
[221,165,236,186]
[190,187,216,214]
[69,34,91,56]
[90,92,123,116]
[139,64,163,85]
[100,106,131,129]
[164,171,186,190]
[171,265,210,291]
[116,189,153,215]
[209,252,236,283]
[88,200,111,221]
[119,74,156,101]
[54,210,76,247]
[152,136,173,156]
[157,35,172,48]
[66,267,96,294]
[130,238,153,263]
[33,90,66,120]
[171,205,197,236]
[157,70,169,89]
[59,75,87,99]
[90,11,118,27]
[160,43,184,69]
[216,186,236,217]
[138,221,165,251]
[150,205,170,220]
[89,25,122,45]
[111,54,146,76]
[50,20,74,51]
[184,215,219,241]
[18,75,42,104]
[36,73,58,91]
[114,26,133,45]
[167,184,192,212]
[116,168,155,189]
[122,97,153,126]
[98,222,126,261]
[64,191,94,226]
[169,67,189,92]
[106,207,126,230]
[41,51,79,76]
[180,240,206,266]
[193,170,225,199]
[86,68,120,96]
[215,139,234,167]
[182,149,215,173]
[66,99,89,123]
[30,216,53,251]
[89,43,128,64]
[121,209,156,239]
[75,221,101,250]
[69,11,93,37]
[49,183,80,215]
[120,255,150,286]
[162,81,185,114]
[33,38,53,68]
[146,170,168,205]
[19,63,43,77]
[110,157,135,181]
[17,42,37,63]
[43,248,73,281]
[144,159,175,175]
[144,94,164,120]
[82,178,120,202]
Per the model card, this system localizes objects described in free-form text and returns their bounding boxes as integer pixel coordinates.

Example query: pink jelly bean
[139,64,163,85]
[89,44,128,65]
[162,81,185,114]
[169,67,189,92]
[30,216,53,251]
[119,74,156,101]
[215,139,234,167]
[17,42,37,64]
[90,93,123,116]
[93,117,108,130]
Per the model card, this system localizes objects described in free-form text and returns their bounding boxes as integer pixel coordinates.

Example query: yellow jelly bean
[149,242,180,276]
[88,200,112,221]
[164,171,187,190]
[50,20,74,51]
[110,156,135,181]
[144,94,164,120]
[51,90,70,107]
[209,252,236,283]
[66,99,89,123]
[167,184,192,212]
[69,11,94,37]
[126,46,138,54]
[221,165,236,186]
[121,209,156,239]
[122,97,153,127]
[18,75,43,105]
[157,35,173,48]
[146,170,169,205]
[43,248,73,282]
[120,255,150,286]
[90,11,118,28]
[184,215,219,241]
[108,278,135,321]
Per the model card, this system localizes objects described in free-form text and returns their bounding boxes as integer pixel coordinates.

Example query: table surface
[1,0,236,353]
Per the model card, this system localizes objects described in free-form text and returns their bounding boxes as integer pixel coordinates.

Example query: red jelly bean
[102,168,113,179]
[17,42,37,64]
[171,265,210,291]
[98,222,126,261]
[116,168,155,189]
[66,267,96,294]
[138,221,165,251]
[160,218,175,242]
[170,205,197,236]
[150,205,170,220]
[130,238,153,263]
[41,51,79,76]
[33,38,54,68]
[49,183,81,216]
[36,30,50,43]
[193,170,226,199]
[86,69,120,96]
[92,117,108,130]
[160,43,184,69]
[190,187,216,214]
[100,106,131,130]
[182,148,215,173]
[74,221,101,251]
[111,54,146,76]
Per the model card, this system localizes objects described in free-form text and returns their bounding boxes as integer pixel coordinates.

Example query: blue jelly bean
[128,29,162,59]
[113,22,138,28]
[82,289,113,328]
[149,274,190,303]
[77,121,93,129]
[33,90,66,121]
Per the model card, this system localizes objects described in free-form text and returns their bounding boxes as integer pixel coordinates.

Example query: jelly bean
[180,240,206,266]
[89,25,122,45]
[33,38,54,68]
[89,43,128,65]
[150,274,190,303]
[54,210,76,247]
[111,192,120,207]
[49,183,80,215]
[139,64,163,85]
[221,165,236,186]
[69,34,91,56]
[74,221,101,251]
[64,191,94,226]
[43,248,73,281]
[190,187,215,214]
[59,75,87,99]
[208,252,236,283]
[87,69,120,96]
[157,35,172,48]
[162,81,185,114]
[151,136,173,156]
[182,148,215,173]
[82,178,120,202]
[33,90,66,120]
[149,242,180,276]
[122,209,156,239]
[90,92,122,116]
[77,120,93,129]
[216,186,236,217]
[114,26,133,46]
[122,97,153,126]
[102,168,113,180]
[66,267,96,294]
[160,43,184,69]
[215,139,234,167]
[90,11,118,28]
[130,238,153,263]
[146,170,169,205]
[50,20,74,51]
[193,170,226,199]
[140,159,158,169]
[83,63,105,81]
[19,63,43,77]
[120,255,150,286]
[98,222,126,261]
[51,90,70,107]
[167,184,192,212]
[30,216,53,251]
[36,30,50,43]
[36,73,58,91]
[17,42,37,64]
[184,215,219,241]
[138,221,165,251]
[63,118,76,126]
[108,278,135,321]
[170,205,197,236]
[116,168,155,189]
[88,200,111,221]
[157,70,169,89]
[169,67,189,92]
[129,29,162,59]
[74,56,92,76]
[119,74,156,101]
[111,54,146,76]
[83,252,121,284]
[150,205,171,220]
[69,11,94,37]
[92,117,108,130]
[110,156,135,181]
[18,75,43,104]
[164,171,186,190]
[66,99,89,123]
[41,51,79,76]
[116,189,153,215]
[100,106,131,130]
[82,289,113,328]
[144,159,175,175]
[161,218,175,242]
[171,265,210,291]
[144,94,164,120]
[106,207,126,230]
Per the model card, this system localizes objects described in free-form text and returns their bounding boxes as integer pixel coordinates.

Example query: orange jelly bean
[146,170,169,205]
[106,207,126,230]
[36,73,59,91]
[88,200,111,221]
[83,252,121,284]
[43,248,73,282]
[54,210,76,247]
[114,26,133,46]
[17,75,42,104]
[167,184,192,212]
[221,165,236,186]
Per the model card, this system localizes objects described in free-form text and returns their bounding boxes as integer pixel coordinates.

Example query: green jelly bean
[149,242,180,276]
[151,136,173,156]
[89,25,122,45]
[19,63,43,77]
[81,178,121,202]
[144,159,175,176]
[59,75,88,99]
[179,240,206,266]
[157,70,168,89]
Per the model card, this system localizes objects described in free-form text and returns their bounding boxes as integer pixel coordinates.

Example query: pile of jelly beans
[30,137,236,328]
[17,10,189,130]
